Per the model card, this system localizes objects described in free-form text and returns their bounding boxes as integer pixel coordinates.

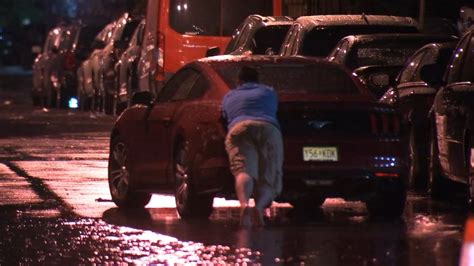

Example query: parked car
[428,26,474,204]
[108,55,407,220]
[33,25,66,106]
[77,22,116,111]
[328,34,456,98]
[380,41,457,190]
[32,23,102,107]
[98,14,142,115]
[280,15,419,58]
[224,15,294,55]
[114,19,146,115]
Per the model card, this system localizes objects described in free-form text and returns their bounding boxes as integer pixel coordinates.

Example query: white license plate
[303,147,338,162]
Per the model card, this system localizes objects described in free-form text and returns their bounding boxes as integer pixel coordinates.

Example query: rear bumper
[277,168,404,202]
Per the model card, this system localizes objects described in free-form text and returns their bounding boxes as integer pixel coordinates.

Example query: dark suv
[427,26,474,204]
[380,41,457,191]
[32,23,102,108]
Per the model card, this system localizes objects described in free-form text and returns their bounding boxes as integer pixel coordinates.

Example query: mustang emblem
[308,120,332,129]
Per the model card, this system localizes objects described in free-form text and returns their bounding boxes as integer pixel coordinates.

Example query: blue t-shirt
[222,82,280,131]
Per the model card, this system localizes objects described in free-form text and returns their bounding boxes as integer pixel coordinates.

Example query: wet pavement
[0,86,470,265]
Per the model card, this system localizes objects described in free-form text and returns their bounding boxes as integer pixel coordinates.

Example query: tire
[289,196,325,211]
[174,142,214,219]
[108,136,151,209]
[428,130,446,199]
[366,179,406,220]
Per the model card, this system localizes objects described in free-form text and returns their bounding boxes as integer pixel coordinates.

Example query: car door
[133,68,203,187]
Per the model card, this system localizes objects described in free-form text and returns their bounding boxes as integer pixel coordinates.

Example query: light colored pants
[225,120,283,198]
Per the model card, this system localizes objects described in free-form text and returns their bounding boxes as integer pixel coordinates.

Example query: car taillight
[64,52,76,70]
[369,112,401,136]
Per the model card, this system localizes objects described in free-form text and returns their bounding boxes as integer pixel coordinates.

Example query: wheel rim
[175,147,190,209]
[109,141,130,200]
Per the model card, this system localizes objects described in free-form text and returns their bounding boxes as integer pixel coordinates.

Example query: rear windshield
[347,40,434,69]
[253,25,291,54]
[170,0,273,36]
[302,25,418,57]
[214,63,360,94]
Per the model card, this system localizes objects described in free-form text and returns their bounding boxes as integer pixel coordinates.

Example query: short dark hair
[238,66,259,83]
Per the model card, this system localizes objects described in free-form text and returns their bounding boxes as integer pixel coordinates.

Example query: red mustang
[108,56,407,220]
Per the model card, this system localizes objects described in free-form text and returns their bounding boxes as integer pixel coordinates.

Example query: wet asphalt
[0,84,471,265]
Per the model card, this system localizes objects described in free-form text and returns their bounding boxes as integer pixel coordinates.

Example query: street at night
[1,0,474,265]
[0,75,470,264]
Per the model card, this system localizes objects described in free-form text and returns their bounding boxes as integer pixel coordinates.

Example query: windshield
[214,63,360,94]
[346,40,430,69]
[170,0,273,36]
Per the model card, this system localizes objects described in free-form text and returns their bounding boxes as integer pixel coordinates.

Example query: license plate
[303,147,338,162]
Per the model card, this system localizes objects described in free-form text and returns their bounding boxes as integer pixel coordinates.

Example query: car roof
[295,15,419,29]
[341,33,457,44]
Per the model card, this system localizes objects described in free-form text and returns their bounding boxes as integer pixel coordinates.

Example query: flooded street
[0,90,469,265]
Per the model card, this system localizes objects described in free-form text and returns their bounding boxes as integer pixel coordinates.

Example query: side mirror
[420,64,444,87]
[132,91,153,106]
[369,73,390,87]
[206,46,220,57]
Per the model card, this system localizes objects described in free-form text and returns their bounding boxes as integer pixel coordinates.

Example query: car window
[301,25,418,57]
[215,63,360,94]
[253,25,291,55]
[170,0,221,36]
[347,40,425,69]
[116,20,141,43]
[186,75,209,99]
[399,49,429,83]
[221,0,273,36]
[77,25,103,51]
[328,39,351,62]
[157,68,203,102]
[58,28,76,50]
